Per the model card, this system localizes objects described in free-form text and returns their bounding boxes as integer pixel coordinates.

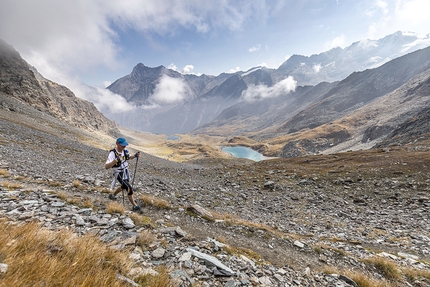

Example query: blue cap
[116,137,128,146]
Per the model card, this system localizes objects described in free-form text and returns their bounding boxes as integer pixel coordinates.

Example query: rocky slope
[0,39,118,135]
[277,46,430,135]
[1,36,429,286]
[273,66,430,158]
[1,91,429,286]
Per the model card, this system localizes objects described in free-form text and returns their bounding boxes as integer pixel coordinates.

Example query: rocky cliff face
[0,39,118,135]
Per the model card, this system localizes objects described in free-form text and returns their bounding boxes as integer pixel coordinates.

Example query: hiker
[105,137,141,211]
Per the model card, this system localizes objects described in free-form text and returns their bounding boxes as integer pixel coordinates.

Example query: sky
[0,0,429,113]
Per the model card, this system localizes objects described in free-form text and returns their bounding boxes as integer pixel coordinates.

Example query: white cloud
[66,81,135,114]
[312,64,322,73]
[324,34,346,50]
[248,44,261,52]
[102,81,112,88]
[394,0,430,27]
[92,87,136,114]
[242,76,297,102]
[0,0,271,89]
[182,65,195,74]
[259,62,268,68]
[168,63,178,71]
[229,67,241,73]
[0,1,120,85]
[366,0,388,17]
[366,0,430,39]
[149,75,191,104]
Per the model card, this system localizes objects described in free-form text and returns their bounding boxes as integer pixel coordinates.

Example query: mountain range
[104,31,430,157]
[103,32,430,138]
[1,31,430,160]
[1,33,430,287]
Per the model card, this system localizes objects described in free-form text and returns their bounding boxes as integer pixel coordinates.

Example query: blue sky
[0,0,429,112]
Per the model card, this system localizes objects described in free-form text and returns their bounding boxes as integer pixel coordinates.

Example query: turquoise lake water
[166,135,180,140]
[221,146,266,161]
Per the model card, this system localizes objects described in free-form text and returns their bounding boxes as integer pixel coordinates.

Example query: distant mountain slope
[106,31,430,134]
[276,65,430,157]
[273,31,430,86]
[374,78,430,148]
[277,45,430,134]
[107,63,229,106]
[196,82,337,137]
[149,74,248,135]
[376,107,430,148]
[0,39,118,135]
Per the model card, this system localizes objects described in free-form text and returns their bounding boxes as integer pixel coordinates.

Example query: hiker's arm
[131,151,140,160]
[105,159,117,169]
[105,152,121,169]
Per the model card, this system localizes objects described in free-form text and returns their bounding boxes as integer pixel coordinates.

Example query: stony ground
[0,100,430,286]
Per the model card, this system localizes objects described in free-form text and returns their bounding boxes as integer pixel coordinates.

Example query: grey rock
[122,217,135,229]
[152,247,165,259]
[186,248,234,275]
[75,214,85,226]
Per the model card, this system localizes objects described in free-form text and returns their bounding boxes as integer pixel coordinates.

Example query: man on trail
[105,137,141,211]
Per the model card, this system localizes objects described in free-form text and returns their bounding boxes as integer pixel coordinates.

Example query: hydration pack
[110,148,130,168]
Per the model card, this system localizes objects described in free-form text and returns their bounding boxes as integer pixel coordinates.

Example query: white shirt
[106,148,129,172]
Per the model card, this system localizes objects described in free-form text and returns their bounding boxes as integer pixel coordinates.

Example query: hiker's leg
[128,193,137,206]
[113,186,122,196]
[124,182,139,208]
[115,172,128,195]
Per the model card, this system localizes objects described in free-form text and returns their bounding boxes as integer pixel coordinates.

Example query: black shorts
[116,172,133,195]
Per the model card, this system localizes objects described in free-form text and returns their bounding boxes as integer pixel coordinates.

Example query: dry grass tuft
[135,265,175,287]
[139,194,171,209]
[56,191,68,201]
[137,230,156,250]
[0,220,133,287]
[0,169,10,177]
[323,266,394,287]
[49,181,63,187]
[100,187,112,194]
[81,197,94,208]
[362,256,401,281]
[404,267,430,281]
[1,181,23,190]
[204,209,295,240]
[66,197,81,205]
[129,213,152,227]
[72,180,81,187]
[106,201,125,215]
[223,245,265,263]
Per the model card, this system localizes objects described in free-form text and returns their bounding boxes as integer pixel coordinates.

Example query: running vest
[110,148,130,168]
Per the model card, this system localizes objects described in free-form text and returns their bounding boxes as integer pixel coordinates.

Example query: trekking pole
[132,154,139,189]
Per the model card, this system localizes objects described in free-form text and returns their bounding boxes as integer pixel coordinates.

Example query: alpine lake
[221,146,266,162]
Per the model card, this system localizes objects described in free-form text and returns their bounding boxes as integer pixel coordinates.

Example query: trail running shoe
[132,205,141,211]
[109,194,118,200]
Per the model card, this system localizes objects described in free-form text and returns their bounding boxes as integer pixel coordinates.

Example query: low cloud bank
[242,76,297,101]
[149,74,192,105]
[68,81,135,114]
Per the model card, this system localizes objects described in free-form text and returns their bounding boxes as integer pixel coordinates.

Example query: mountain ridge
[105,31,430,137]
[0,39,119,136]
